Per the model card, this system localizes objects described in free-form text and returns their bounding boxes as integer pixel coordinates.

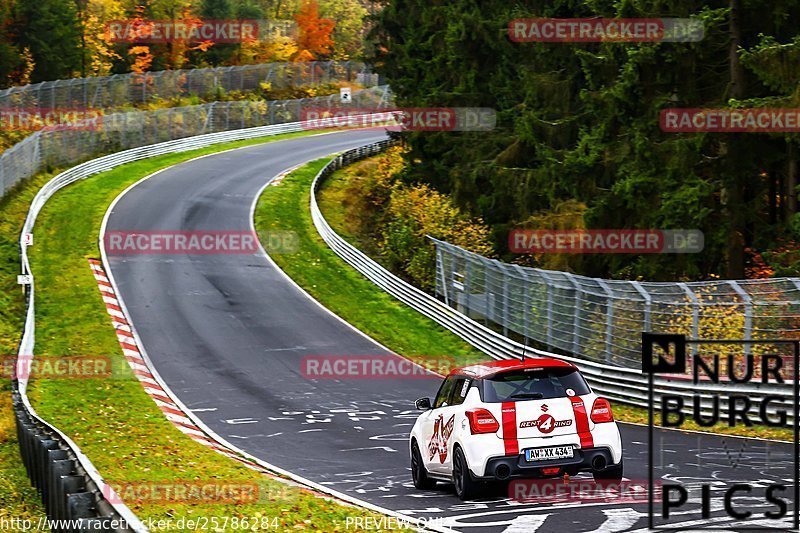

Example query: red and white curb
[88,258,270,474]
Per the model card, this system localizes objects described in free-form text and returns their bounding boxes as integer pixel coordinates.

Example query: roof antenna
[521,336,528,362]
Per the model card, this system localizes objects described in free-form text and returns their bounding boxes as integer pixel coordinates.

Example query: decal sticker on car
[519,414,573,433]
[427,413,455,463]
[459,379,471,398]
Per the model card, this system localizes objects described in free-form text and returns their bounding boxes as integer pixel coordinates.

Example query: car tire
[411,441,436,490]
[593,459,623,482]
[453,446,481,501]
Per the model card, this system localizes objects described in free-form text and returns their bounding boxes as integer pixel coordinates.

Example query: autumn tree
[293,0,333,60]
[79,0,124,76]
[318,0,367,59]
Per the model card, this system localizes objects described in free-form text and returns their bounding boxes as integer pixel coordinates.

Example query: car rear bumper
[475,447,617,481]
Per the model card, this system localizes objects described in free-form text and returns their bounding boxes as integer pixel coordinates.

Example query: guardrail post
[67,492,96,520]
[679,283,700,356]
[502,266,509,336]
[565,273,582,356]
[478,256,496,326]
[48,458,72,518]
[520,268,531,341]
[435,242,450,306]
[597,279,615,363]
[463,250,472,318]
[44,448,68,514]
[728,281,753,355]
[543,273,554,349]
[168,108,173,139]
[631,281,652,333]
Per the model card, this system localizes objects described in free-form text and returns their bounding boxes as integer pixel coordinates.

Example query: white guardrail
[16,121,316,532]
[310,140,797,425]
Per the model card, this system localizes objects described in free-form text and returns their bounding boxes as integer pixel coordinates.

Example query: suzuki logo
[541,404,549,412]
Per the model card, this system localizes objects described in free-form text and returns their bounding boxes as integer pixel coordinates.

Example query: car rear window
[480,367,590,403]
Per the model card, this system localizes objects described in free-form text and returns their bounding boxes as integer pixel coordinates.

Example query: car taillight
[590,398,614,423]
[466,409,500,434]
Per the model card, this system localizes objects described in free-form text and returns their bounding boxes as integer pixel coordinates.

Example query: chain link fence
[0,61,375,112]
[433,238,800,368]
[0,85,391,198]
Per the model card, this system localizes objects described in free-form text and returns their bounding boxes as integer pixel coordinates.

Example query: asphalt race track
[103,130,796,532]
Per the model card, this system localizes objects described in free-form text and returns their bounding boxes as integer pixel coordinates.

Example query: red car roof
[453,357,576,379]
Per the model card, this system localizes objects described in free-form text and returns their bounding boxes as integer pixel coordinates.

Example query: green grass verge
[255,158,487,373]
[255,154,795,444]
[2,130,393,532]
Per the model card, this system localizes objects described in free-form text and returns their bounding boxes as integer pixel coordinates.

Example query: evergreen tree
[13,0,81,82]
[0,0,20,87]
[369,0,800,280]
[200,0,235,65]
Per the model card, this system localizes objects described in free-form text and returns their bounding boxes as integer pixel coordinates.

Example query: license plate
[525,445,574,462]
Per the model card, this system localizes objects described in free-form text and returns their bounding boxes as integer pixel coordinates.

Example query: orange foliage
[744,247,775,279]
[293,0,334,60]
[128,46,153,73]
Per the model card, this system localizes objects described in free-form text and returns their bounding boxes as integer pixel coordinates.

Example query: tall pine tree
[369,0,800,280]
[13,0,81,82]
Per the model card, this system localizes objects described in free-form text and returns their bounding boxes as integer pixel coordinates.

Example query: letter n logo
[642,333,686,374]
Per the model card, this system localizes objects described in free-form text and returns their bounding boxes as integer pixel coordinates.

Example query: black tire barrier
[12,389,137,532]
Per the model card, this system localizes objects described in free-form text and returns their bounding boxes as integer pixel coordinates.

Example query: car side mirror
[415,397,432,410]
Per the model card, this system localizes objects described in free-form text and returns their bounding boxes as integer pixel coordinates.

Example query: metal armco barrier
[14,391,131,532]
[0,85,391,199]
[310,141,798,425]
[14,101,392,531]
[0,61,373,112]
[433,238,800,369]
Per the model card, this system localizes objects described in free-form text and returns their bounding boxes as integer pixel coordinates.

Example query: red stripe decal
[501,402,519,456]
[569,397,594,449]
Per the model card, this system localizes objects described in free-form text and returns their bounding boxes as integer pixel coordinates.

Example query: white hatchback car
[409,357,623,500]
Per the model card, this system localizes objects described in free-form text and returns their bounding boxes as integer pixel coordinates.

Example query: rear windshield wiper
[509,393,544,399]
